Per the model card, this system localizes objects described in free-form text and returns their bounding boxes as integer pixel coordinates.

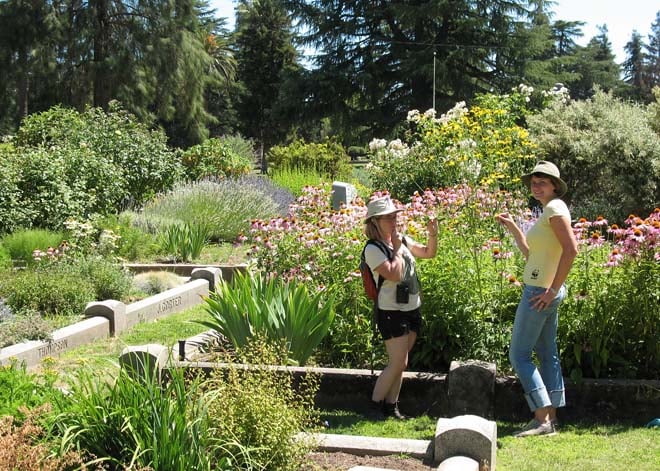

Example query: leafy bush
[267,138,353,180]
[527,88,660,224]
[181,137,253,180]
[96,213,162,262]
[0,361,62,419]
[3,103,183,230]
[269,165,328,196]
[0,244,12,270]
[131,176,293,243]
[205,338,319,471]
[0,229,66,266]
[0,256,132,317]
[2,265,94,317]
[0,310,52,348]
[199,270,336,366]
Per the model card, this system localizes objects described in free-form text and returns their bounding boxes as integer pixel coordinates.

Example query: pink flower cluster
[573,208,660,266]
[32,241,70,263]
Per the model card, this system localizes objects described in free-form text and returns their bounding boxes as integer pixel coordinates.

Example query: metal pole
[433,51,436,111]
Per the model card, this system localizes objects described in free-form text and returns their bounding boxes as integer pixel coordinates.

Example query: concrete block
[85,299,127,335]
[332,181,357,210]
[435,415,496,470]
[1,316,110,369]
[125,278,208,329]
[119,344,170,381]
[191,267,223,292]
[447,360,496,418]
[437,456,480,471]
[311,433,431,460]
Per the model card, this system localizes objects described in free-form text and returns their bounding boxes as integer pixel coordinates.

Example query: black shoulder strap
[365,239,393,293]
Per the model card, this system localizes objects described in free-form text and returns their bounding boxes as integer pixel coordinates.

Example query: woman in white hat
[363,195,438,419]
[496,161,578,437]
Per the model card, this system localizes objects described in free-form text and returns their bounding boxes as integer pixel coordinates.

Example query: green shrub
[181,137,253,180]
[2,263,96,317]
[267,138,353,180]
[131,176,292,243]
[527,88,660,224]
[0,148,29,234]
[205,338,319,471]
[1,229,66,266]
[0,360,62,420]
[7,103,183,229]
[0,243,11,270]
[70,257,134,302]
[97,213,162,262]
[269,166,327,197]
[0,310,52,349]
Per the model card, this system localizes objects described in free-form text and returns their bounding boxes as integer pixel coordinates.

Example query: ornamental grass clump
[51,364,229,470]
[131,176,293,243]
[199,270,336,366]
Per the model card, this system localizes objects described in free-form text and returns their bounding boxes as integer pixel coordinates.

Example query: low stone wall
[0,267,223,369]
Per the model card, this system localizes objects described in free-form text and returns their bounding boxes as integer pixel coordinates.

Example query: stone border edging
[0,266,225,369]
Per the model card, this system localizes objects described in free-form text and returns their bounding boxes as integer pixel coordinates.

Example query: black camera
[396,283,410,304]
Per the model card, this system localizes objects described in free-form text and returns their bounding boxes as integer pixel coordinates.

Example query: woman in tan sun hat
[363,195,438,419]
[496,161,578,437]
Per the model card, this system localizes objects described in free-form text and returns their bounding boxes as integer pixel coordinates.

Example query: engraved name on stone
[157,296,182,314]
[38,339,69,358]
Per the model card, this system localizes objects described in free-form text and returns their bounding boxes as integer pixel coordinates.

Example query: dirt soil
[301,451,438,470]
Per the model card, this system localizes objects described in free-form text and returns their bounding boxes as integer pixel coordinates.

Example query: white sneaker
[515,419,557,437]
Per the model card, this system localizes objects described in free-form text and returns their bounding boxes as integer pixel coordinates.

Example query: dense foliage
[527,89,660,223]
[267,138,353,179]
[181,136,254,180]
[368,88,541,201]
[0,104,183,233]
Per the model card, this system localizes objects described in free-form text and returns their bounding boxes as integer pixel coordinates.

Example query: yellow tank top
[523,199,571,288]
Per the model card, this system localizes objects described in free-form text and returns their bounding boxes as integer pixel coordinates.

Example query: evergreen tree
[234,0,299,163]
[568,25,621,100]
[282,0,555,142]
[622,30,646,101]
[644,11,660,92]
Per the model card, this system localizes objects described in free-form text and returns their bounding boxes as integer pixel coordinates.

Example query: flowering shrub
[247,184,527,369]
[248,183,660,379]
[367,89,539,201]
[559,209,660,380]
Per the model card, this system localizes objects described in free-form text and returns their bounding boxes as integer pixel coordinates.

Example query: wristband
[548,287,558,294]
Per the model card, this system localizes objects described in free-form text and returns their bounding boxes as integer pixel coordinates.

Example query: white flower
[407,109,421,122]
[368,138,387,151]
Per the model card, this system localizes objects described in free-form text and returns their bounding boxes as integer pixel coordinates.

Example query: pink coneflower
[588,231,605,246]
[593,215,608,227]
[574,217,591,229]
[575,290,588,301]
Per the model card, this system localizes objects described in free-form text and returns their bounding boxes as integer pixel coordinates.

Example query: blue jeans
[509,284,566,412]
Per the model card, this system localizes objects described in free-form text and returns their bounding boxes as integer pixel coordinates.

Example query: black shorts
[377,308,422,340]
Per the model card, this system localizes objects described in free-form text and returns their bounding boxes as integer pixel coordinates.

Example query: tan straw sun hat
[365,196,403,221]
[521,161,568,197]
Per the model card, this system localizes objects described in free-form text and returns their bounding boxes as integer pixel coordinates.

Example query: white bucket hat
[521,161,568,197]
[365,196,403,221]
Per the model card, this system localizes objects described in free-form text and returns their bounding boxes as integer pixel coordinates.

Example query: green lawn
[319,410,660,470]
[39,306,660,471]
